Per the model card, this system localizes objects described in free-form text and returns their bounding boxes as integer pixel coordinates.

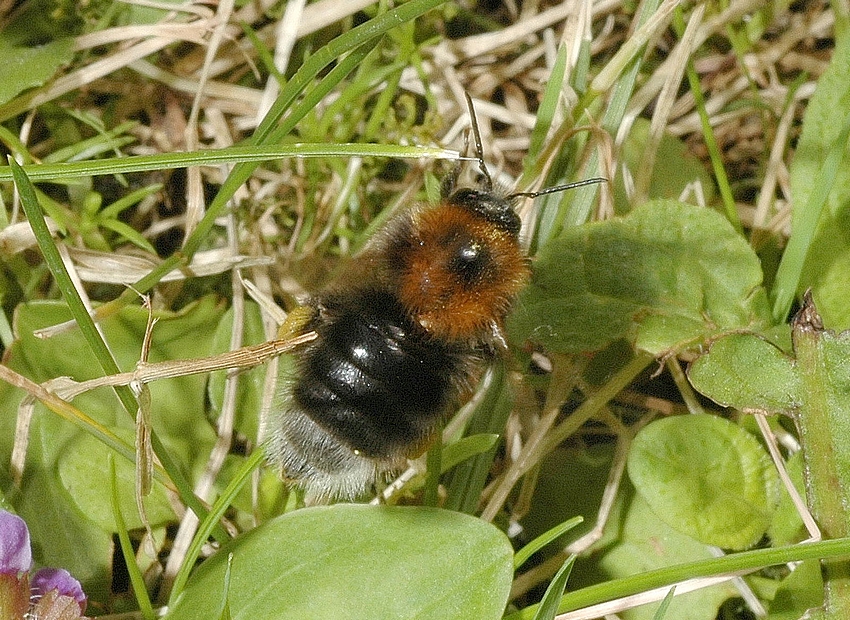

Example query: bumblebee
[265,97,602,501]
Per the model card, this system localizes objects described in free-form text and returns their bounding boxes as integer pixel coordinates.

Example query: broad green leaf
[627,414,780,550]
[0,298,225,604]
[166,505,514,620]
[509,200,770,355]
[57,431,175,531]
[792,31,850,329]
[687,332,801,414]
[0,39,75,106]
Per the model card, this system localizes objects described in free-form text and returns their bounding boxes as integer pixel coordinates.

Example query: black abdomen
[293,289,463,458]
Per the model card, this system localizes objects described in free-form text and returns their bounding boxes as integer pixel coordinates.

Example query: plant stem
[792,294,850,617]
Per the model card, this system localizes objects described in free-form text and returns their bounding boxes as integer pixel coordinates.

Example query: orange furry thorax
[394,202,529,342]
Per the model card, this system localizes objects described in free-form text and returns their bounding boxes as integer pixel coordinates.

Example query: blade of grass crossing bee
[93,0,450,320]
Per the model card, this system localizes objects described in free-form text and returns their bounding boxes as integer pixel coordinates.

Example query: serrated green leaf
[627,414,780,550]
[166,505,514,620]
[687,333,801,414]
[509,200,770,355]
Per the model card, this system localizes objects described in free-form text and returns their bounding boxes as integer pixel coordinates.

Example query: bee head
[447,93,606,242]
[447,188,521,237]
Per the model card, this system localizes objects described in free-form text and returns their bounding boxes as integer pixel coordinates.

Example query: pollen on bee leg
[276,305,315,339]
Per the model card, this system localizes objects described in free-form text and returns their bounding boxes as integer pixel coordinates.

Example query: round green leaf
[166,505,513,620]
[627,414,780,550]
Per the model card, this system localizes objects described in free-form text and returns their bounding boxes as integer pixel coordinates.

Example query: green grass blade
[514,516,583,570]
[532,555,576,620]
[523,44,568,171]
[506,538,850,619]
[0,143,455,182]
[10,157,138,412]
[653,587,676,620]
[771,108,850,322]
[110,456,156,620]
[167,449,266,605]
[675,8,741,234]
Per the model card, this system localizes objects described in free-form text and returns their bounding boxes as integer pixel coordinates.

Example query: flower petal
[0,511,31,574]
[32,568,87,611]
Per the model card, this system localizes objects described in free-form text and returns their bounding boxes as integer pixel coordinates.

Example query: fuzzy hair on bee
[264,95,604,501]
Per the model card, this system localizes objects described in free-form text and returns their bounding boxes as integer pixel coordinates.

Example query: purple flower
[33,568,87,610]
[0,511,31,574]
[0,511,88,619]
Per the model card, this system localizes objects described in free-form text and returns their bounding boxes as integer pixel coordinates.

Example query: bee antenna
[464,92,494,192]
[508,177,607,200]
